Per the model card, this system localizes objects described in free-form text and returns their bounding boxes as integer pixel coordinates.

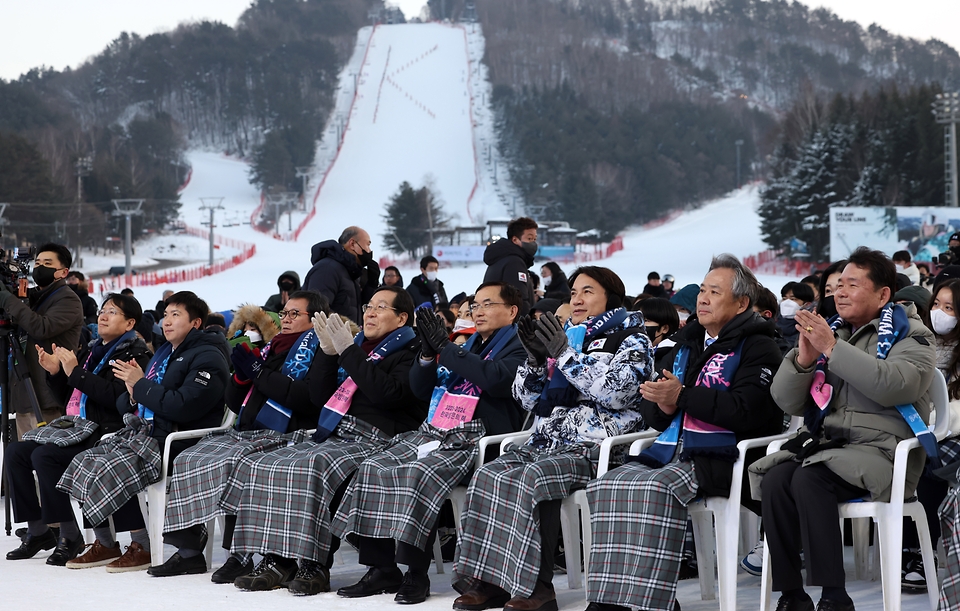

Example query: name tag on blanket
[417,440,441,458]
[429,392,479,430]
[325,377,359,415]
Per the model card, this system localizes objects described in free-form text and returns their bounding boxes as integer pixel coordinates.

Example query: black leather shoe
[16,526,59,542]
[337,565,404,598]
[46,536,85,566]
[395,570,430,604]
[147,552,207,577]
[6,529,57,560]
[584,603,631,611]
[776,595,815,611]
[816,599,855,611]
[211,555,254,584]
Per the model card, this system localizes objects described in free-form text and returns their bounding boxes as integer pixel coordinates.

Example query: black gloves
[517,315,549,366]
[416,307,449,359]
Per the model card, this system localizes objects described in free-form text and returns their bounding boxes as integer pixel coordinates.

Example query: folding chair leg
[759,535,774,611]
[714,504,740,611]
[911,509,940,611]
[146,483,166,567]
[877,512,904,611]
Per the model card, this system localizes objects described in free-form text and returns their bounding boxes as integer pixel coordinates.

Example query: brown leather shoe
[504,580,558,611]
[453,580,511,610]
[65,539,122,569]
[105,542,151,573]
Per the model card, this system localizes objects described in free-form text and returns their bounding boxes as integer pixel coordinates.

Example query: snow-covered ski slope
[109,22,792,312]
[296,22,511,246]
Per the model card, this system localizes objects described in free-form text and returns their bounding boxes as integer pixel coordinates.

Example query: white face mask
[244,330,263,343]
[453,318,475,333]
[425,271,438,282]
[542,275,552,287]
[779,299,801,320]
[932,308,958,336]
[895,264,906,273]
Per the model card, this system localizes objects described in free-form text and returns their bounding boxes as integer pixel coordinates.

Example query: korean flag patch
[518,272,527,283]
[588,338,607,351]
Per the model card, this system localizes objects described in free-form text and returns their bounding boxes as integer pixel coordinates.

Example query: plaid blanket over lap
[163,428,309,533]
[221,415,388,562]
[331,420,485,550]
[586,460,699,611]
[56,414,161,526]
[22,415,99,448]
[940,482,960,611]
[454,442,599,598]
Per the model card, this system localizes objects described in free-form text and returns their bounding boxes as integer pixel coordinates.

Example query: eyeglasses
[279,309,303,320]
[470,302,506,314]
[362,303,398,314]
[98,308,122,318]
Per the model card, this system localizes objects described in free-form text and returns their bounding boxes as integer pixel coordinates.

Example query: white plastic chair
[627,416,802,611]
[561,430,660,591]
[759,371,949,611]
[140,410,234,567]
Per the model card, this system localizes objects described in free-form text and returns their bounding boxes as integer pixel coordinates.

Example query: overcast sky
[1,0,958,82]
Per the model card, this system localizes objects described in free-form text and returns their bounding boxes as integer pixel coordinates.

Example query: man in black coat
[483,217,538,314]
[303,226,380,324]
[0,243,84,437]
[406,255,448,309]
[584,254,784,611]
[331,281,528,603]
[5,292,152,567]
[263,270,301,313]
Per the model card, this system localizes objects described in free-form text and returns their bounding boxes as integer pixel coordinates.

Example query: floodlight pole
[73,155,93,267]
[933,92,960,207]
[111,199,144,276]
[199,198,225,267]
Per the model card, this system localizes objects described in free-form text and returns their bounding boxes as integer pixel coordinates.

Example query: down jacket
[749,302,937,502]
[512,310,654,448]
[638,310,784,502]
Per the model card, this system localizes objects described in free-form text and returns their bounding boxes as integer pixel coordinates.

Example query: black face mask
[32,265,58,288]
[643,325,661,342]
[280,281,295,292]
[358,249,374,266]
[521,241,539,257]
[818,295,837,320]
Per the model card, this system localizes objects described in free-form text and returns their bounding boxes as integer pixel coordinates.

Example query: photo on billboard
[830,207,960,263]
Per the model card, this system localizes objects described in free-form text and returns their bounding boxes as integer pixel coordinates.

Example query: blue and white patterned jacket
[512,311,654,448]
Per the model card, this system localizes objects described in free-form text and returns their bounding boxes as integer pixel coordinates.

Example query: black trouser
[5,439,145,532]
[538,499,562,583]
[763,461,869,592]
[904,466,948,549]
[356,525,439,574]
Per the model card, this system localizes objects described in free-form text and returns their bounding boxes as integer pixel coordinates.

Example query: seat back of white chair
[929,370,951,441]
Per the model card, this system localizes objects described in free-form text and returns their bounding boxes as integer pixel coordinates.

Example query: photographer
[0,243,84,437]
[939,233,960,267]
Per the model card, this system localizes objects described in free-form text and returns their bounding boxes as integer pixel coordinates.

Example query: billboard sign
[830,207,960,263]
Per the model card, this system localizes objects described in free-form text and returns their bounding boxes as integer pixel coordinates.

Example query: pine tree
[382,181,447,257]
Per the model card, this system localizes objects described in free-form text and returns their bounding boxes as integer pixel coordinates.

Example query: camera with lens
[0,246,35,300]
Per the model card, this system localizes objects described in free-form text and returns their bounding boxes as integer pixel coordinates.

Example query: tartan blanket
[941,481,960,611]
[454,442,598,597]
[163,428,310,533]
[22,415,98,448]
[56,414,161,526]
[586,460,699,611]
[221,415,388,562]
[331,420,485,550]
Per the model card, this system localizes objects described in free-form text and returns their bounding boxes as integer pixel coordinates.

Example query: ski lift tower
[933,92,960,207]
[295,167,312,212]
[111,199,144,277]
[199,198,225,267]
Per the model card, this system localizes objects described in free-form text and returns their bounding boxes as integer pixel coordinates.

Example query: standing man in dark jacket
[5,293,151,567]
[406,255,448,309]
[66,271,99,324]
[330,282,528,603]
[584,254,784,611]
[303,226,380,325]
[0,243,84,437]
[263,270,301,313]
[483,217,538,314]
